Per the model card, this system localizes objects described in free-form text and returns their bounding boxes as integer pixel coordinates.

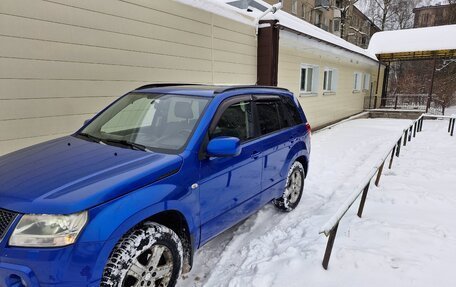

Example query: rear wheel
[274,161,305,212]
[101,222,182,287]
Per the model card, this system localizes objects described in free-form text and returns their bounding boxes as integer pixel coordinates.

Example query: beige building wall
[278,31,382,128]
[0,0,257,155]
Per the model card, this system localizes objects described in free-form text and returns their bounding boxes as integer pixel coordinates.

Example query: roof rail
[135,83,201,90]
[214,85,290,94]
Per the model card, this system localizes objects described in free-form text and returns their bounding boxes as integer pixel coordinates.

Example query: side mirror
[206,137,241,158]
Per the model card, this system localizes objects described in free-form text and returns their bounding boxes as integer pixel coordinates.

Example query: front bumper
[0,241,109,287]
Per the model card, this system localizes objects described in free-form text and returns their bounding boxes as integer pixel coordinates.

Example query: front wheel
[101,222,183,287]
[274,161,305,212]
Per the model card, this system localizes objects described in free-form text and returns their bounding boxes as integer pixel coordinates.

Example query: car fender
[282,139,309,178]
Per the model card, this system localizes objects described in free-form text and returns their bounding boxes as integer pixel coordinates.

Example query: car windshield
[77,93,210,152]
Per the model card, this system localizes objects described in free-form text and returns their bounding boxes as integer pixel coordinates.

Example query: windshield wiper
[77,132,106,144]
[103,139,150,152]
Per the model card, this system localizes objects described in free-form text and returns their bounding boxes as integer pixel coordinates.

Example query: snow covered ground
[177,118,456,287]
[445,106,456,116]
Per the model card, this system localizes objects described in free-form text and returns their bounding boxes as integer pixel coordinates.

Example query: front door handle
[251,151,261,160]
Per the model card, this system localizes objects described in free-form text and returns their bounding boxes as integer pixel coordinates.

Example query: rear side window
[256,101,282,135]
[211,101,253,142]
[282,97,303,126]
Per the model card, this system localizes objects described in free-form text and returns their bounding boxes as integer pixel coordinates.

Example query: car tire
[274,161,305,212]
[101,222,183,287]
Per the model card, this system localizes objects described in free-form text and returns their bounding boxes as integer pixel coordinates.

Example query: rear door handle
[251,151,262,160]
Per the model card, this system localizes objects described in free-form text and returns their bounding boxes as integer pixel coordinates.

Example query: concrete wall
[278,31,383,128]
[0,0,257,155]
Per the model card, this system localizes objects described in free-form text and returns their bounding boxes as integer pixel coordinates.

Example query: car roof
[133,84,290,98]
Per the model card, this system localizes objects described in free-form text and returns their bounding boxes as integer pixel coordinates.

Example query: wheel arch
[294,155,309,177]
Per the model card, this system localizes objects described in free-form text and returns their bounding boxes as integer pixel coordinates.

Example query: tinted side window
[282,97,303,126]
[212,101,253,142]
[256,101,282,135]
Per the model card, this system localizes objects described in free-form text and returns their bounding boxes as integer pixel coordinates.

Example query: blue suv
[0,85,311,287]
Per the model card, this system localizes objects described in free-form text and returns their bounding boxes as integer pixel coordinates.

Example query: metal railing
[364,95,446,115]
[319,114,455,270]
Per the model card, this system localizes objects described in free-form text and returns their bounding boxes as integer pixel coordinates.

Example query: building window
[334,19,340,32]
[363,73,371,91]
[315,12,321,25]
[292,0,297,14]
[300,65,319,94]
[354,72,362,91]
[323,68,337,92]
[302,4,306,19]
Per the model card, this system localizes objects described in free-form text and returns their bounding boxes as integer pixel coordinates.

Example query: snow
[177,118,456,287]
[368,24,456,55]
[445,106,456,117]
[175,0,378,61]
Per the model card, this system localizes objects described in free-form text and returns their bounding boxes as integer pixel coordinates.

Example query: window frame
[254,98,285,136]
[208,95,255,143]
[333,19,340,32]
[363,73,371,91]
[323,68,337,94]
[291,0,298,14]
[300,64,319,96]
[353,72,362,92]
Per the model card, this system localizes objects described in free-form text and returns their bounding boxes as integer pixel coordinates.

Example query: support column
[381,63,390,107]
[426,57,437,113]
[257,20,280,86]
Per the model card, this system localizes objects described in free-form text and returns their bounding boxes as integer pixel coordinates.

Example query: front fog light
[9,211,88,247]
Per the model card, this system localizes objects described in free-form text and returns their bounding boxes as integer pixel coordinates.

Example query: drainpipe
[255,2,283,34]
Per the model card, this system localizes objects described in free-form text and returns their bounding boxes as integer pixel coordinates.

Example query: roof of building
[176,0,378,61]
[368,24,456,61]
[413,3,455,11]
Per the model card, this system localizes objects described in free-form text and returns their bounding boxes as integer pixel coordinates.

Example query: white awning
[368,25,456,55]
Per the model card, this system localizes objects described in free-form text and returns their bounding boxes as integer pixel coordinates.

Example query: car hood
[0,136,183,214]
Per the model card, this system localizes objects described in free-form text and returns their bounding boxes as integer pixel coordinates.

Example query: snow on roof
[175,0,378,61]
[368,25,456,55]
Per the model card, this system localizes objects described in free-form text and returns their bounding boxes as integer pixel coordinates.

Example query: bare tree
[359,0,423,30]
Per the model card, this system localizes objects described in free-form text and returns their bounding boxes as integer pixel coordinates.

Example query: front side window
[256,101,282,135]
[78,93,209,152]
[211,101,253,142]
[300,65,319,94]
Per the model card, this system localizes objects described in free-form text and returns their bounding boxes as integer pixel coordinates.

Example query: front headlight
[9,211,88,247]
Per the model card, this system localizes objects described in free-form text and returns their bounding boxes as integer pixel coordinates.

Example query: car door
[254,96,295,201]
[199,96,264,244]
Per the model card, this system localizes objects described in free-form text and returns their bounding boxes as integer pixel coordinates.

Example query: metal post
[396,138,401,157]
[358,182,371,217]
[375,61,381,95]
[419,117,423,132]
[413,121,417,137]
[389,145,396,169]
[375,161,385,187]
[403,130,408,146]
[322,223,339,270]
[449,119,452,133]
[408,126,412,142]
[426,57,437,113]
[451,119,455,137]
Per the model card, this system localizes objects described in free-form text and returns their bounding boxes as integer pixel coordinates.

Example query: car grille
[0,209,18,241]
